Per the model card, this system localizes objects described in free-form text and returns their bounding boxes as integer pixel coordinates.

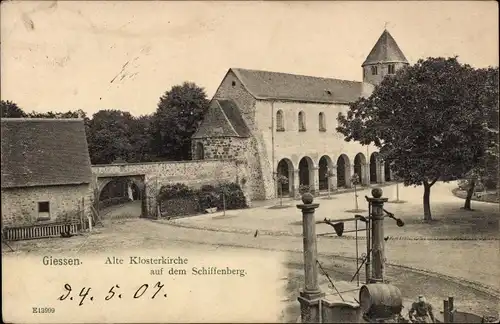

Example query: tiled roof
[231,68,364,104]
[217,100,251,137]
[192,100,251,139]
[362,29,408,66]
[1,118,93,189]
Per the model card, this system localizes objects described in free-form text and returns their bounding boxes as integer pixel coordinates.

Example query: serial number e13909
[33,307,55,314]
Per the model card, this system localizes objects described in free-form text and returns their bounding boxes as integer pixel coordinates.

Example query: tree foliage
[86,110,135,164]
[337,57,498,220]
[2,81,211,165]
[151,82,209,160]
[0,100,26,118]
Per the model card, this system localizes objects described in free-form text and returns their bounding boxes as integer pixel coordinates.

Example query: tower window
[371,66,378,75]
[231,81,236,87]
[388,64,395,74]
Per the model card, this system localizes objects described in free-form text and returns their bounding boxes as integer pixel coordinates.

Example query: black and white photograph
[1,1,498,323]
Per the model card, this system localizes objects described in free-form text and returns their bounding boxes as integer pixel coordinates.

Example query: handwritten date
[58,282,167,306]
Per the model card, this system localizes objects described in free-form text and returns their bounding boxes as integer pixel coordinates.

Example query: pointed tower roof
[362,29,408,66]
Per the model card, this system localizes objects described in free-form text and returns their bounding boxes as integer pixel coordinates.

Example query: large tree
[337,57,498,221]
[151,82,209,160]
[461,67,499,210]
[128,115,154,163]
[87,110,135,164]
[0,100,26,118]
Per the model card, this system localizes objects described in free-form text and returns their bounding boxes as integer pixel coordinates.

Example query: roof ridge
[231,68,361,84]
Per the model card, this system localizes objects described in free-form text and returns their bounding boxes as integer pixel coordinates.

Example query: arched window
[196,142,204,160]
[276,110,284,131]
[298,111,306,131]
[319,112,326,131]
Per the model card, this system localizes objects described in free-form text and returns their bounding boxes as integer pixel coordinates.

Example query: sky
[1,1,498,117]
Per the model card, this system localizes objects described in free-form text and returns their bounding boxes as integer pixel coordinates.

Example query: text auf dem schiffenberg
[42,256,247,277]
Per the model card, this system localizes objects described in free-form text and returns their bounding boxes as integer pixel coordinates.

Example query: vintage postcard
[1,1,499,323]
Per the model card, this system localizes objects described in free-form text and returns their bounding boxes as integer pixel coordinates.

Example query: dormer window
[371,66,378,75]
[388,64,395,74]
[319,112,326,132]
[298,111,306,132]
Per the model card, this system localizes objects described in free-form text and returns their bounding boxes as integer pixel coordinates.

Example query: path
[3,218,498,320]
[163,181,499,290]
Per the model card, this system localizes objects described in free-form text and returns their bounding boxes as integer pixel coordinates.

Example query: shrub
[216,182,247,210]
[158,182,248,217]
[99,197,131,209]
[299,184,311,195]
[158,183,194,200]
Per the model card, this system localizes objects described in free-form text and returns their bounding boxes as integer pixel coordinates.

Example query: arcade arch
[370,152,380,184]
[318,155,334,190]
[298,156,315,187]
[276,158,294,197]
[354,153,368,186]
[336,154,351,188]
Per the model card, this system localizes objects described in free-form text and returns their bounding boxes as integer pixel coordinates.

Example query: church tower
[362,29,409,86]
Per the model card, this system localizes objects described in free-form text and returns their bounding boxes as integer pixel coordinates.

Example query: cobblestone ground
[2,181,499,321]
[167,182,499,290]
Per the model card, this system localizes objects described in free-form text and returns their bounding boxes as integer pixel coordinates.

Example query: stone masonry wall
[1,184,93,227]
[92,159,252,206]
[213,70,267,200]
[192,137,248,160]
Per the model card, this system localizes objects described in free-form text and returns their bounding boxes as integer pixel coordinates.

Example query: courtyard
[2,181,499,322]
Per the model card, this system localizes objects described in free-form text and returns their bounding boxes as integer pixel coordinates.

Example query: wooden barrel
[359,283,403,319]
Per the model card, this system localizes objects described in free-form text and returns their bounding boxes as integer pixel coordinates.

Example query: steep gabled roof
[192,99,251,139]
[1,118,93,189]
[230,68,364,104]
[362,29,408,66]
[217,100,251,137]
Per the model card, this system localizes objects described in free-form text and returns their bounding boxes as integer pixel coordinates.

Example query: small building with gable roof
[1,118,93,228]
[192,29,409,201]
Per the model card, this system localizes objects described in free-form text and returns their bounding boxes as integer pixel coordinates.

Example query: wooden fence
[3,221,81,241]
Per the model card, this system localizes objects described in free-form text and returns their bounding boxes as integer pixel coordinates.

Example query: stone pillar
[377,159,383,184]
[330,165,338,191]
[273,171,278,199]
[312,167,320,196]
[347,164,354,188]
[364,163,371,185]
[293,169,301,199]
[296,193,325,323]
[380,162,386,184]
[366,188,388,283]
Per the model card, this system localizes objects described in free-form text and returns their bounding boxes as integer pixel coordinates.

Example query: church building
[192,29,409,201]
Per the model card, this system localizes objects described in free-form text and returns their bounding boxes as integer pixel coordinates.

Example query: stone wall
[213,70,257,129]
[191,137,248,160]
[1,184,92,227]
[92,159,252,207]
[213,70,268,200]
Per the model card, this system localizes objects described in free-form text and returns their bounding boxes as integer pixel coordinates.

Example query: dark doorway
[354,153,366,185]
[385,161,392,181]
[318,156,329,190]
[299,157,312,186]
[337,155,349,188]
[370,153,378,184]
[277,159,292,196]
